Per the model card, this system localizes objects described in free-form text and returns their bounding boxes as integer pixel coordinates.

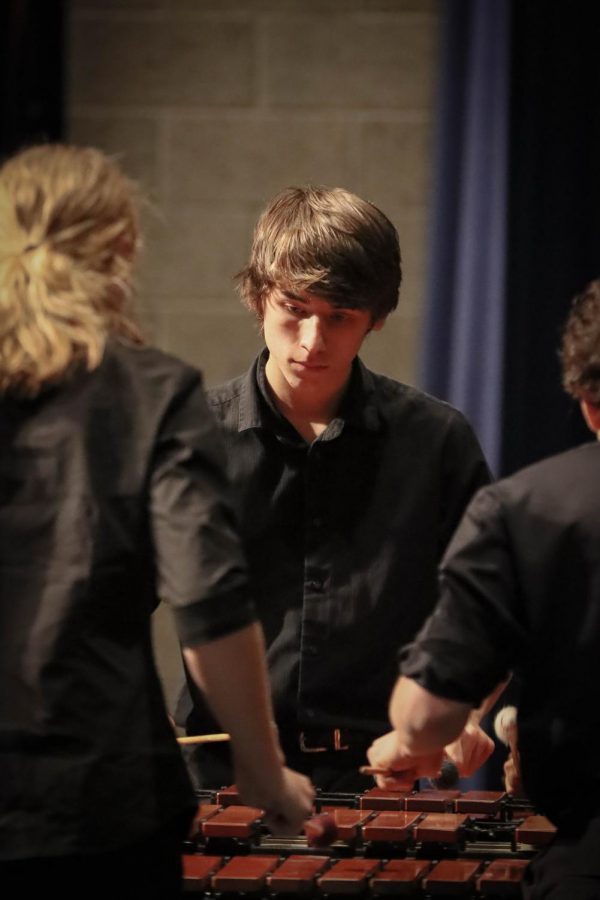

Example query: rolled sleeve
[400,485,527,705]
[172,588,256,648]
[150,370,256,645]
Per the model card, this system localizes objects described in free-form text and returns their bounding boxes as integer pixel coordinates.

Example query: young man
[178,186,492,790]
[367,280,600,898]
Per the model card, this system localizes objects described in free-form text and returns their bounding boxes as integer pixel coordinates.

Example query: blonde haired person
[0,145,313,898]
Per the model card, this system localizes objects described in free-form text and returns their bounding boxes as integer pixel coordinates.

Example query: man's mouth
[292,360,328,370]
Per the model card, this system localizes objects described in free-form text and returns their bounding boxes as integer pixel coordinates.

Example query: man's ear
[580,399,600,436]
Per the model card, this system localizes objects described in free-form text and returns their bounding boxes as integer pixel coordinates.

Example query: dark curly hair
[561,279,600,406]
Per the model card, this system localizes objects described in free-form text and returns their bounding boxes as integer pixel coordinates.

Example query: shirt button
[306,579,323,592]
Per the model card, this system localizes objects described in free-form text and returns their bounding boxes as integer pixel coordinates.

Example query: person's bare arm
[442,678,509,776]
[367,676,508,788]
[365,678,470,788]
[389,676,472,752]
[183,622,314,835]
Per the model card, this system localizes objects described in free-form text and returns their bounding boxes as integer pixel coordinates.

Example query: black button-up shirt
[0,339,255,859]
[401,440,600,829]
[183,350,490,740]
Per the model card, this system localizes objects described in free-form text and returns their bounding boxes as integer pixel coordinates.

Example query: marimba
[182,786,555,896]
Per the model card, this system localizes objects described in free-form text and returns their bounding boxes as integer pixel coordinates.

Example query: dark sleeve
[401,486,527,705]
[150,370,256,647]
[438,412,492,556]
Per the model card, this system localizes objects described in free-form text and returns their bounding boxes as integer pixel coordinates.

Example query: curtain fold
[502,0,600,474]
[421,0,510,476]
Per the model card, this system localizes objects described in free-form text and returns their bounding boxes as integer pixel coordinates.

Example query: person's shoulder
[203,357,259,427]
[205,373,246,409]
[364,366,473,430]
[203,372,246,427]
[461,443,600,533]
[497,441,600,500]
[103,338,203,396]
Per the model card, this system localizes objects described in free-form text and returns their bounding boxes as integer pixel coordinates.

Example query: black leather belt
[298,728,352,753]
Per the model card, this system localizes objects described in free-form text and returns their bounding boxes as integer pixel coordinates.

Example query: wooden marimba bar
[182,785,556,896]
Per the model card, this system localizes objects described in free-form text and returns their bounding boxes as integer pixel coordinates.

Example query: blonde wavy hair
[0,143,144,394]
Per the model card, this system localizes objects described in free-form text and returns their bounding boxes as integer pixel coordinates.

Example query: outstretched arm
[183,622,314,836]
[367,677,507,788]
[388,676,472,752]
[366,678,471,788]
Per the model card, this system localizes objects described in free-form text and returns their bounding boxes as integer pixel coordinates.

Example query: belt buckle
[299,728,349,753]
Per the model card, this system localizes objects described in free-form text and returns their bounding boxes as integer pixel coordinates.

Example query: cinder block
[140,204,254,301]
[359,121,433,210]
[265,16,437,108]
[66,0,440,394]
[72,0,164,8]
[167,1,437,12]
[157,310,263,385]
[168,117,356,204]
[125,295,167,353]
[70,19,254,107]
[360,312,422,384]
[351,0,438,9]
[67,114,161,196]
[387,213,429,317]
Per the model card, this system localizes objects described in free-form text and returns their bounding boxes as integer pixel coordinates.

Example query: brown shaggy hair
[237,185,401,324]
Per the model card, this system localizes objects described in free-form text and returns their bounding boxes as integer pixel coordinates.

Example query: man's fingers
[375,770,417,790]
[445,725,494,777]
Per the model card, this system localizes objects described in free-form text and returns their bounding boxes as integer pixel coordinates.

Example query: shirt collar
[236,351,268,432]
[237,348,382,434]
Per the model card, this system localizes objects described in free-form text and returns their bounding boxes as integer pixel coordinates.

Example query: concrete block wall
[68,0,439,388]
[66,0,440,709]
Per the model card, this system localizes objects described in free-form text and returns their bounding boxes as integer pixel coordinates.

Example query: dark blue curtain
[503,1,600,474]
[422,0,600,790]
[419,0,512,791]
[423,1,600,477]
[421,0,510,476]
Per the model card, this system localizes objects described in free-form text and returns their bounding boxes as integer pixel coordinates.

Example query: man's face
[262,288,384,401]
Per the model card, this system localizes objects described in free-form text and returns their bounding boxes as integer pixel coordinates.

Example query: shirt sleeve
[149,369,256,648]
[400,485,527,705]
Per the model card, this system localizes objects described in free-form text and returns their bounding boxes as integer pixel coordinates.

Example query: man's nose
[300,315,326,353]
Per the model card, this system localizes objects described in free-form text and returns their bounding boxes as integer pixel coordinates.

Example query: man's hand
[503,750,523,795]
[443,720,495,777]
[184,625,314,836]
[235,763,315,837]
[369,678,505,789]
[366,729,445,789]
[367,718,494,789]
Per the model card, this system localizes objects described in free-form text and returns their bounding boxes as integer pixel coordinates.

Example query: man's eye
[284,304,302,315]
[331,312,348,323]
